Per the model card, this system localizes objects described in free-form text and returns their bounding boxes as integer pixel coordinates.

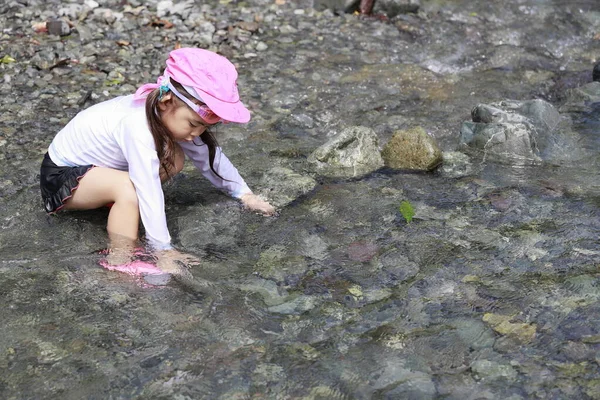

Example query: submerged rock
[267,294,320,314]
[381,126,443,171]
[559,81,600,113]
[440,151,474,178]
[308,126,384,178]
[254,245,308,283]
[378,249,419,284]
[471,359,518,381]
[239,277,289,306]
[371,359,436,399]
[258,166,317,208]
[482,313,537,343]
[143,273,171,286]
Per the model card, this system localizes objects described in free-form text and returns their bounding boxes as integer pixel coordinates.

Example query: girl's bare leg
[64,145,185,262]
[64,168,141,263]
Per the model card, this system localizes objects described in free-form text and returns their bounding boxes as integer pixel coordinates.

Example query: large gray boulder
[308,126,384,178]
[459,99,561,162]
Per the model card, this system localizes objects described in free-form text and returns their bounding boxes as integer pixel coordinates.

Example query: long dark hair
[145,79,225,180]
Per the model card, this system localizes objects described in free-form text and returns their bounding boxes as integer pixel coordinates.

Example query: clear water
[1,0,600,398]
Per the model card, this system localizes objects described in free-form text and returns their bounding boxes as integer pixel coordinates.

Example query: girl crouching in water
[40,48,275,274]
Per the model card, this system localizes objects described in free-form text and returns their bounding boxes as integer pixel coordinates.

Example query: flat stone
[258,166,317,208]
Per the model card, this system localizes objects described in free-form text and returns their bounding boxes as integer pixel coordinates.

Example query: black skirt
[40,152,94,213]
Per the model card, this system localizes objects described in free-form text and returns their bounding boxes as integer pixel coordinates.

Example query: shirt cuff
[147,238,173,251]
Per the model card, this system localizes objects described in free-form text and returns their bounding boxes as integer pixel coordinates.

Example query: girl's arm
[179,139,275,215]
[179,139,251,198]
[119,118,173,250]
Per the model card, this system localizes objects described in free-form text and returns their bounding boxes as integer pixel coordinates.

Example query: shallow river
[1,0,600,398]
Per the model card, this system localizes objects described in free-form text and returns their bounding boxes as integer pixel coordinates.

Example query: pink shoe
[99,258,164,276]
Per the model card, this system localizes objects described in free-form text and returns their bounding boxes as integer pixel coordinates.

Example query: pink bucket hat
[134,48,250,123]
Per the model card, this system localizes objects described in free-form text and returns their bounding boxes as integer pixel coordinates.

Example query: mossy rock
[381,126,443,171]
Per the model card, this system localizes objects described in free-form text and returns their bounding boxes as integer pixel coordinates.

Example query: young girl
[40,48,275,273]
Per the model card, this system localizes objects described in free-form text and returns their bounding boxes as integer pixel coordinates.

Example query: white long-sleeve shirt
[48,94,251,250]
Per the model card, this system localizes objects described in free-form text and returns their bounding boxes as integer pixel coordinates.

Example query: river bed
[1,0,599,398]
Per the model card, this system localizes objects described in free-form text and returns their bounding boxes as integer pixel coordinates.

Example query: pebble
[84,0,100,8]
[256,41,268,51]
[46,19,70,36]
[143,273,171,286]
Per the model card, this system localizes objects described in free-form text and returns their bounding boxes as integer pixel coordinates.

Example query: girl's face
[158,93,210,142]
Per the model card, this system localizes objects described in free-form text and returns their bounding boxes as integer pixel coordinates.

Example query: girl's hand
[240,193,276,216]
[156,249,201,274]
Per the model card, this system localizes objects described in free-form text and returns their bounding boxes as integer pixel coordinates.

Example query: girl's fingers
[240,193,276,216]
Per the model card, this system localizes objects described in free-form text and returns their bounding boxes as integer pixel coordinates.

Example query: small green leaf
[104,71,124,86]
[104,79,122,86]
[399,200,415,224]
[0,55,16,64]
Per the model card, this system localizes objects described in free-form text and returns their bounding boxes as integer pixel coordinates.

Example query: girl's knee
[115,177,139,206]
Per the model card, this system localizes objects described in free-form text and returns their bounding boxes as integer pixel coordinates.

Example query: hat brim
[197,91,251,124]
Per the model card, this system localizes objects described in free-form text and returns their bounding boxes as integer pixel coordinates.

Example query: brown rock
[381,126,443,171]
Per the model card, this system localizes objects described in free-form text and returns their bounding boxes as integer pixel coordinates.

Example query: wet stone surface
[1,0,600,399]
